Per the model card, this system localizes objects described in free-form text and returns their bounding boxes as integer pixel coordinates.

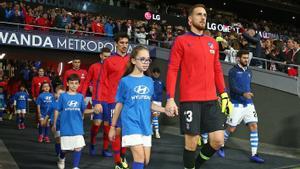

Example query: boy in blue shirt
[13,84,30,129]
[151,67,165,139]
[54,74,93,169]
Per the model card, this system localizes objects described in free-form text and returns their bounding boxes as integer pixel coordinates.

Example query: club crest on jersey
[208,42,215,54]
[81,74,85,79]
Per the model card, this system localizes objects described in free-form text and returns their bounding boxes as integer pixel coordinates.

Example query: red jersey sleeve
[99,59,109,102]
[166,38,183,99]
[31,77,36,97]
[82,66,93,97]
[214,42,226,94]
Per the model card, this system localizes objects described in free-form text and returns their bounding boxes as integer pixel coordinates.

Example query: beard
[240,61,248,67]
[192,21,206,31]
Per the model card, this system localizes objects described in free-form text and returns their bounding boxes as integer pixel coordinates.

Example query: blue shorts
[108,103,121,128]
[92,100,110,122]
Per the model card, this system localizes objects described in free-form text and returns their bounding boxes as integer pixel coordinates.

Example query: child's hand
[51,125,56,133]
[109,126,116,141]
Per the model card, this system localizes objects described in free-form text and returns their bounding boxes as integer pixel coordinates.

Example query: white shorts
[16,109,26,114]
[60,135,85,150]
[152,101,162,115]
[226,104,258,126]
[122,134,152,147]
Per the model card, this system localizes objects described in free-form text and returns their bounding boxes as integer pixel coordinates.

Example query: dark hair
[123,45,150,77]
[152,67,160,73]
[19,83,26,90]
[101,47,111,54]
[72,56,81,61]
[114,32,129,43]
[67,74,80,82]
[55,85,65,92]
[236,50,249,58]
[39,81,51,94]
[188,4,206,16]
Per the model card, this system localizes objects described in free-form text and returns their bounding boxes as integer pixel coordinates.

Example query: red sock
[121,147,127,157]
[112,135,121,164]
[103,125,110,150]
[90,124,100,145]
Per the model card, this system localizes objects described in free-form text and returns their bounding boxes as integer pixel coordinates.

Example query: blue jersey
[57,92,86,136]
[116,75,154,136]
[36,92,55,116]
[14,91,29,109]
[152,77,164,102]
[0,93,6,109]
[228,65,253,105]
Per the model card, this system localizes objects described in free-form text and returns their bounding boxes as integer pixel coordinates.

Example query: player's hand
[109,126,116,141]
[94,104,103,114]
[220,92,233,116]
[51,125,56,133]
[165,99,178,117]
[243,92,254,99]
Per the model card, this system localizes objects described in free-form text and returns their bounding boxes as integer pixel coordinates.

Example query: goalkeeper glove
[220,92,233,116]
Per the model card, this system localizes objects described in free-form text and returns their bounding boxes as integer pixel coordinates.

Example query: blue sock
[45,126,49,137]
[20,116,24,123]
[224,130,230,142]
[0,110,3,118]
[60,150,65,159]
[55,143,60,156]
[16,115,20,124]
[152,116,159,132]
[132,161,144,169]
[73,150,82,168]
[250,131,259,156]
[38,125,43,135]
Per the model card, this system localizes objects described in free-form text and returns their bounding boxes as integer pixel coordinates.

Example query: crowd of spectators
[0,1,299,75]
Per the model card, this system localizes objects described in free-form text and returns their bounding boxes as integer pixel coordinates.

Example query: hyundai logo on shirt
[134,85,150,95]
[67,100,78,107]
[65,100,80,111]
[131,85,151,100]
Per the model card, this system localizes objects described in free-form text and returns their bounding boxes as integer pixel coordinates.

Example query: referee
[165,4,233,169]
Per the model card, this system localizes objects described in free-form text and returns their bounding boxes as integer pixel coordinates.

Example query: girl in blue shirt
[13,84,29,130]
[36,82,55,143]
[109,46,165,169]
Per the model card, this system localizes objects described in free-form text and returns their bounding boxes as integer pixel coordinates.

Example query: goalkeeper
[165,4,233,169]
[217,50,264,163]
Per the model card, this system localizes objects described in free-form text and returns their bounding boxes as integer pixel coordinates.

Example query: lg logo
[144,12,160,21]
[134,85,150,95]
[67,100,78,107]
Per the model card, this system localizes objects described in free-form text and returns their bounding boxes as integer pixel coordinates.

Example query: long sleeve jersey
[228,64,253,105]
[166,32,226,102]
[81,62,103,101]
[99,53,129,103]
